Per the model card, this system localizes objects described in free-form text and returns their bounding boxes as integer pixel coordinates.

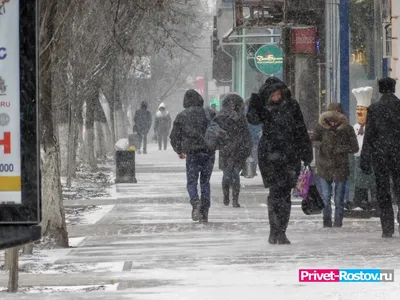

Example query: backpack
[204,108,228,151]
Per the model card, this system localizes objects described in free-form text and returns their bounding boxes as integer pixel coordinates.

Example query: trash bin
[115,149,137,184]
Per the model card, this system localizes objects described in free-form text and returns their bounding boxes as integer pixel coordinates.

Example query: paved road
[1,145,399,299]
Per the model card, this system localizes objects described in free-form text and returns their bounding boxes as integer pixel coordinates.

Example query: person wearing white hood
[154,102,172,150]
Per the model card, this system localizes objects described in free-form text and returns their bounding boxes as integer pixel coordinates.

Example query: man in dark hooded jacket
[133,101,152,154]
[170,89,216,223]
[360,77,400,238]
[247,77,313,245]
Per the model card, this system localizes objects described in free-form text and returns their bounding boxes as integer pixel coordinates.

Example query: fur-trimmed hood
[319,110,349,130]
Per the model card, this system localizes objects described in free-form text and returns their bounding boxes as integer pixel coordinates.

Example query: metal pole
[241,28,247,98]
[340,0,350,118]
[232,58,236,93]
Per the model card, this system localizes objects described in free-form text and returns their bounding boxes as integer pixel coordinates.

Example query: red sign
[195,77,205,96]
[291,27,317,54]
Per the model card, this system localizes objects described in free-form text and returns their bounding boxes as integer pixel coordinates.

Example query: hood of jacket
[319,110,349,130]
[219,93,244,121]
[258,77,289,105]
[141,101,148,109]
[183,89,204,108]
[158,102,166,110]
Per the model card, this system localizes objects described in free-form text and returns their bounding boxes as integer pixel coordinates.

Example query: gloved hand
[248,93,263,112]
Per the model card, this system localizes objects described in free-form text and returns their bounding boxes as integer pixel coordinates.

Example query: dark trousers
[186,152,215,209]
[222,167,241,188]
[158,134,168,150]
[140,134,147,153]
[268,185,292,237]
[374,162,400,234]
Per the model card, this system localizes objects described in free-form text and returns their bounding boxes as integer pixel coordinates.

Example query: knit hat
[378,77,396,94]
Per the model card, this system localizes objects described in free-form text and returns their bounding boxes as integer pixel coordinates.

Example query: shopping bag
[295,166,313,199]
[241,156,257,179]
[301,184,325,215]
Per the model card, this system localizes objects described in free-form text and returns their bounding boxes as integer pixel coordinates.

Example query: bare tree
[40,0,69,247]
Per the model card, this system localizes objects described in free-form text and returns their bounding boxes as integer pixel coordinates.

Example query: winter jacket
[133,102,152,135]
[312,107,359,182]
[170,89,216,155]
[154,103,172,136]
[215,93,252,170]
[361,91,400,174]
[247,78,313,188]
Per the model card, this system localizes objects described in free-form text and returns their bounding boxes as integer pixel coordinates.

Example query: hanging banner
[291,27,317,54]
[0,0,21,204]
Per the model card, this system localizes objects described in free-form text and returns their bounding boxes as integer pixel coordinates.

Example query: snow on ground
[66,205,115,225]
[61,163,114,201]
[1,145,397,299]
[0,283,118,294]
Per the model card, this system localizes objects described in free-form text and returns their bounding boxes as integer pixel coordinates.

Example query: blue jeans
[222,167,241,188]
[186,152,215,208]
[319,178,346,224]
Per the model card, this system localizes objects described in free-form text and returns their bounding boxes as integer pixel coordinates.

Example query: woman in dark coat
[247,77,313,245]
[215,93,252,208]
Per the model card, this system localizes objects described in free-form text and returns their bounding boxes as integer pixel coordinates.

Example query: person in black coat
[215,93,252,208]
[360,77,400,238]
[170,89,216,223]
[133,101,152,154]
[247,77,313,245]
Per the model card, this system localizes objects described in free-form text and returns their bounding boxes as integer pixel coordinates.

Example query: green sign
[209,98,220,110]
[254,45,284,75]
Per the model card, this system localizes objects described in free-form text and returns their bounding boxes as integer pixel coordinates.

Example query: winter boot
[222,183,230,206]
[323,219,332,228]
[232,184,241,208]
[190,199,200,222]
[276,201,291,245]
[268,208,278,245]
[199,206,209,223]
[267,196,279,244]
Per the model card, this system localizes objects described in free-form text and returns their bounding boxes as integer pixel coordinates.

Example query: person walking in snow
[247,78,313,245]
[215,93,252,208]
[170,89,216,223]
[154,102,172,150]
[133,101,152,154]
[360,77,400,238]
[312,103,359,228]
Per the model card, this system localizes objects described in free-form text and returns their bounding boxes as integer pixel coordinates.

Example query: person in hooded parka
[312,103,359,228]
[214,93,252,208]
[133,101,152,154]
[170,89,216,223]
[247,77,313,245]
[154,102,172,150]
[361,77,400,238]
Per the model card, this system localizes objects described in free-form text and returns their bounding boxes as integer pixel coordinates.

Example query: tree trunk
[85,94,98,171]
[58,123,69,176]
[66,99,75,187]
[40,0,69,248]
[95,121,107,161]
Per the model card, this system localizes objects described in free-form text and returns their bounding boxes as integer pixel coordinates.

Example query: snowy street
[1,144,400,299]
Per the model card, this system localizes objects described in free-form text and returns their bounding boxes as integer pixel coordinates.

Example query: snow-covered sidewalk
[1,144,399,299]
